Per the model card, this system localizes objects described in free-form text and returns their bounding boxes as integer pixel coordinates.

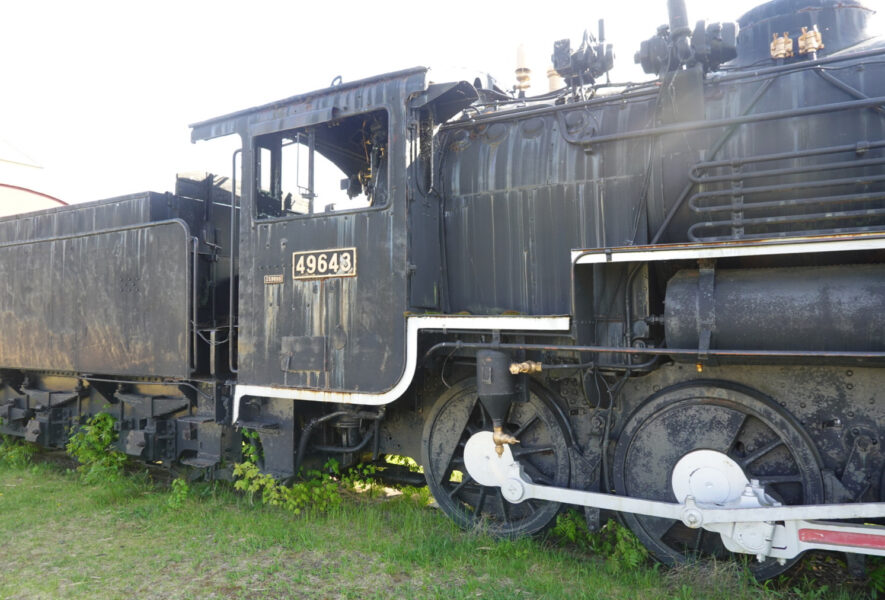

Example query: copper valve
[799,26,824,55]
[770,32,794,60]
[509,361,543,375]
[493,426,520,457]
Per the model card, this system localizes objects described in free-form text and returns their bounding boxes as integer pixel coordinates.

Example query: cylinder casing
[664,264,885,355]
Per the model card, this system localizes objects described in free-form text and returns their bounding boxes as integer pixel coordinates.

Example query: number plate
[292,247,357,280]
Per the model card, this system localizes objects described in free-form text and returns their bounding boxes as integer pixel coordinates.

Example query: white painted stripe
[572,235,885,265]
[233,314,570,420]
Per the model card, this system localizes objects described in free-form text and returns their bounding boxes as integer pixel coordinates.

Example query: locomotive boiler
[2,0,885,578]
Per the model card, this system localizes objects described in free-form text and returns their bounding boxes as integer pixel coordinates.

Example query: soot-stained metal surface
[199,69,428,394]
[0,209,191,377]
[436,31,885,317]
[0,191,234,379]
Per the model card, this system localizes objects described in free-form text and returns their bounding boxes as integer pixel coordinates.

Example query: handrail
[229,149,242,374]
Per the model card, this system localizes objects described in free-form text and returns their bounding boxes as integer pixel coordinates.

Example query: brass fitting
[493,426,520,458]
[783,32,795,58]
[770,32,794,60]
[509,361,543,375]
[799,26,824,55]
[770,33,783,59]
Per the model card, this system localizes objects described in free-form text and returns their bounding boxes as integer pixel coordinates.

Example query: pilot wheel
[421,378,571,537]
[611,381,824,580]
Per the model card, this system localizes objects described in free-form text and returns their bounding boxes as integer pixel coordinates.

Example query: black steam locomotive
[2,0,884,578]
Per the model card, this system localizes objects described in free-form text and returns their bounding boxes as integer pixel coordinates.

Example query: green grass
[0,456,873,600]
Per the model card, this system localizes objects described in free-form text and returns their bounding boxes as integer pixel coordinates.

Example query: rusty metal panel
[0,220,192,378]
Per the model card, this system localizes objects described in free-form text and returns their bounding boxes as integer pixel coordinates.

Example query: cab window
[254,109,388,218]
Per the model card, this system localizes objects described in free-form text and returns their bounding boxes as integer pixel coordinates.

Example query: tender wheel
[611,381,824,580]
[422,378,571,537]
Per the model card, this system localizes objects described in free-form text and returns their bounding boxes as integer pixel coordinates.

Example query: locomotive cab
[192,69,421,409]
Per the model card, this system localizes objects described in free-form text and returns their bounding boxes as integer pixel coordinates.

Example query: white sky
[0,0,879,204]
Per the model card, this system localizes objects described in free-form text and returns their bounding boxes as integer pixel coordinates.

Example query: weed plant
[871,561,885,599]
[167,477,191,509]
[0,434,38,468]
[232,436,381,515]
[550,510,649,574]
[232,458,343,514]
[65,412,128,483]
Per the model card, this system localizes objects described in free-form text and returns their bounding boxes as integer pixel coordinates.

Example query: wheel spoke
[431,396,480,481]
[513,415,540,439]
[477,398,489,429]
[754,474,803,484]
[475,486,488,515]
[725,413,749,455]
[518,458,553,485]
[498,489,512,521]
[512,445,553,459]
[448,474,473,498]
[639,515,677,542]
[693,529,725,558]
[740,438,785,469]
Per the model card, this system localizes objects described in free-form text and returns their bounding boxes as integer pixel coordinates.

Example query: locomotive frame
[2,0,885,578]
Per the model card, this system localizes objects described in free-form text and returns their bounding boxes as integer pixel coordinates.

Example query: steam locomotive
[2,0,884,578]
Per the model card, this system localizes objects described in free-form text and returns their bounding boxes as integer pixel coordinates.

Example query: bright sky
[0,0,879,204]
